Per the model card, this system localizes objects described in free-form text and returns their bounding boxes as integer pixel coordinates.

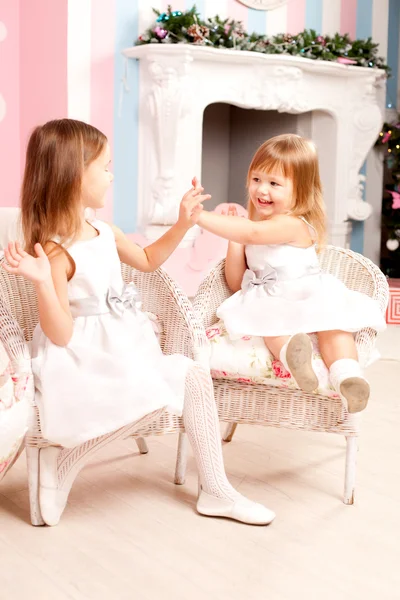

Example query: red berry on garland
[316,35,326,46]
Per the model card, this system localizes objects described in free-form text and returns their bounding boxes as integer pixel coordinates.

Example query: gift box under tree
[386,279,400,324]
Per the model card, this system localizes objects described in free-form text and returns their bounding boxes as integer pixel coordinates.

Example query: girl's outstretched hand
[2,241,51,284]
[177,177,211,229]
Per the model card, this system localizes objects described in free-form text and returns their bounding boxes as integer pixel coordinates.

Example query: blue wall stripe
[248,7,267,35]
[305,0,323,33]
[113,0,139,232]
[186,0,205,19]
[350,163,366,253]
[349,0,373,254]
[356,0,373,39]
[387,0,400,109]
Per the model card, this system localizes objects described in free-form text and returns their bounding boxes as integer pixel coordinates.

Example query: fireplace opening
[201,103,337,223]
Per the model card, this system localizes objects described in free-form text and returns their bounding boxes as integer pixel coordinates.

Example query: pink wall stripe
[340,0,357,37]
[91,0,116,222]
[228,0,248,28]
[286,0,306,34]
[19,0,68,173]
[0,1,20,205]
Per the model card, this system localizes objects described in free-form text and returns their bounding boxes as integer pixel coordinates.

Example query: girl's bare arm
[112,183,210,272]
[196,212,304,246]
[36,251,73,346]
[225,241,247,293]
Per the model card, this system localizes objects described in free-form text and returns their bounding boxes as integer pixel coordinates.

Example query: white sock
[279,341,290,372]
[329,359,365,393]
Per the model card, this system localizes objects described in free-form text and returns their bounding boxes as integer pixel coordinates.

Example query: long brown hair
[21,119,107,274]
[247,134,327,246]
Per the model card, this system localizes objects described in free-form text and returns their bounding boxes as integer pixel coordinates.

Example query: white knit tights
[183,363,239,501]
[42,363,240,525]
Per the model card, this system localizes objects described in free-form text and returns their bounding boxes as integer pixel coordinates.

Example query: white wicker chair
[192,246,389,505]
[0,259,208,525]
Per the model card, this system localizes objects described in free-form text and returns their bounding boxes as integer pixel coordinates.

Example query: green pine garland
[376,119,400,277]
[135,5,389,72]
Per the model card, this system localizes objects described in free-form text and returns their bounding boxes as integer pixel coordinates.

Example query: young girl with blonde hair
[195,134,385,412]
[3,119,275,526]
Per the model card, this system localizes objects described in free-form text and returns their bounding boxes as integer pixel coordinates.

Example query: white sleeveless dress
[31,220,192,447]
[217,227,386,339]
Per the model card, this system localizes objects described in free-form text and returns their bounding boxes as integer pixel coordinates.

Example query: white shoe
[39,447,69,527]
[197,486,275,525]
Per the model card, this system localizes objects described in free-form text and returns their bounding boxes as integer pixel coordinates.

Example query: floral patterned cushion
[0,343,30,482]
[206,320,339,398]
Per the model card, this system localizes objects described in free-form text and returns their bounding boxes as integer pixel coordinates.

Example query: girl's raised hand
[2,241,51,284]
[178,177,211,228]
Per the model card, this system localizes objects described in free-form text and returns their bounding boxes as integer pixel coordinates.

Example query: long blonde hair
[21,119,107,275]
[246,134,327,246]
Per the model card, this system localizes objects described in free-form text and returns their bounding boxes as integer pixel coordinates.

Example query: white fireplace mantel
[123,44,386,247]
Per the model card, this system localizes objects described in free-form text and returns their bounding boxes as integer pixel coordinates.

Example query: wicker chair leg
[174,432,188,485]
[37,410,166,526]
[223,422,238,443]
[344,436,358,505]
[135,437,149,454]
[26,446,45,526]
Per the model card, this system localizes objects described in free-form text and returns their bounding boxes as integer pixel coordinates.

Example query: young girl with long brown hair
[195,134,385,413]
[2,119,275,526]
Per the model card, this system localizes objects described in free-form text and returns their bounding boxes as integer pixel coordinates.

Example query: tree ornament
[154,26,168,39]
[386,239,400,251]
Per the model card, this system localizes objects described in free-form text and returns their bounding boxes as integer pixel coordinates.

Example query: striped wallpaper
[0,0,399,253]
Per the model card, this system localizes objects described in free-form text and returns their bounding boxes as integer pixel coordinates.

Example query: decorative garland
[135,5,389,72]
[376,119,400,275]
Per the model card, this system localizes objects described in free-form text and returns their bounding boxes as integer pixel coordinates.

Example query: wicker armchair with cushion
[192,246,389,505]
[0,259,207,525]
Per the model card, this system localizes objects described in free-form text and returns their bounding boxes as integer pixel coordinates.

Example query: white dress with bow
[31,220,191,447]
[217,239,386,339]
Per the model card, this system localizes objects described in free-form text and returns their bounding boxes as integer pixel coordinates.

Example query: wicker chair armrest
[354,328,379,367]
[320,245,389,313]
[320,246,389,366]
[0,293,31,374]
[0,294,35,437]
[192,259,232,329]
[122,264,209,364]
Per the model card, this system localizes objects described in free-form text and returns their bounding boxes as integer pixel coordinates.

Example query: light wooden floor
[1,331,399,600]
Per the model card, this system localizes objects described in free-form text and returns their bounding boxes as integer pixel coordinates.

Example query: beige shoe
[197,486,275,525]
[285,333,318,392]
[329,359,370,413]
[340,377,370,413]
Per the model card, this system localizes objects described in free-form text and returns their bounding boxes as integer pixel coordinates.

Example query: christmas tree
[377,119,400,278]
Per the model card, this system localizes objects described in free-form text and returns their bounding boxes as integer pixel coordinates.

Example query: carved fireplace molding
[123,44,386,247]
